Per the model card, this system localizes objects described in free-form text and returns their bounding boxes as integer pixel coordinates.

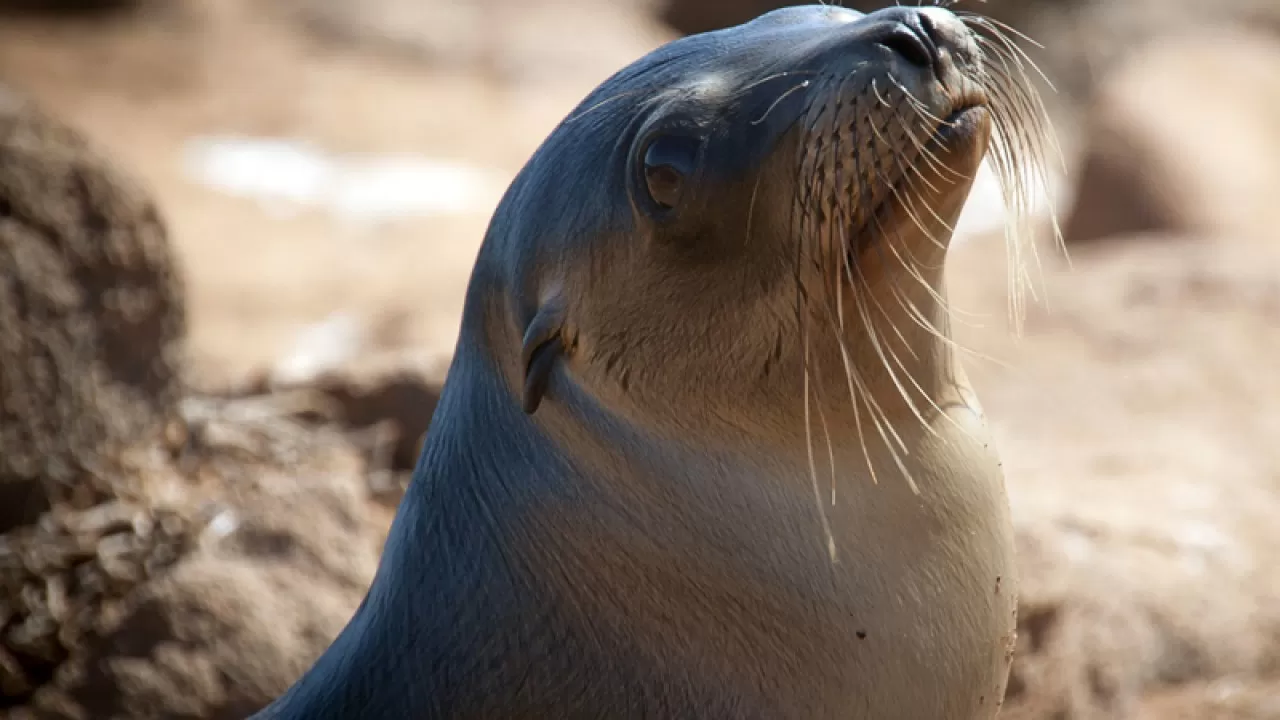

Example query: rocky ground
[0,0,1277,718]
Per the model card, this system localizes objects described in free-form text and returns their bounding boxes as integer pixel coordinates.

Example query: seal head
[255,5,1051,719]
[510,5,1012,445]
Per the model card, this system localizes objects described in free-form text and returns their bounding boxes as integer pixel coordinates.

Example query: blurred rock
[259,352,445,506]
[0,88,384,719]
[949,231,1280,718]
[1063,30,1280,246]
[0,88,185,532]
[0,483,193,710]
[302,369,440,473]
[0,87,193,714]
[12,401,384,719]
[195,306,446,506]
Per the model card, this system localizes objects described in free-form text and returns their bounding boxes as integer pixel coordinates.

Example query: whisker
[744,174,763,245]
[566,88,651,124]
[803,340,839,562]
[753,80,814,125]
[788,8,1060,502]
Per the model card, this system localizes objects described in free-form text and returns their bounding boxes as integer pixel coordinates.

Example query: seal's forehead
[663,5,867,95]
[750,5,864,28]
[565,4,876,129]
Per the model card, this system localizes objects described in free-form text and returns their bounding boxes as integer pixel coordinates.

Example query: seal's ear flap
[521,307,564,415]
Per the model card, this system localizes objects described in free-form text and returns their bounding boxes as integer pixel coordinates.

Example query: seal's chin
[933,105,990,151]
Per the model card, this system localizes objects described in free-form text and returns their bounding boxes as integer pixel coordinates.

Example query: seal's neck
[795,240,967,438]
[252,308,998,719]
[252,341,571,719]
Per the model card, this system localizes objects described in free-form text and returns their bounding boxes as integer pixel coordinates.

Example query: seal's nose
[916,7,976,54]
[871,11,937,69]
[865,7,971,70]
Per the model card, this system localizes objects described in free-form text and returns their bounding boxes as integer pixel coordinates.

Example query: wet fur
[253,4,1056,719]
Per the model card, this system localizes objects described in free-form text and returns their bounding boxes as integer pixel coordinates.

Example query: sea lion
[253,4,1053,718]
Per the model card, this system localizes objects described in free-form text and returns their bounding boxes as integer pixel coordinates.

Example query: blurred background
[1,0,1278,718]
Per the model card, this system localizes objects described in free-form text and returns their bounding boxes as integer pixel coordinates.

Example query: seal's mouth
[838,102,990,265]
[931,103,989,148]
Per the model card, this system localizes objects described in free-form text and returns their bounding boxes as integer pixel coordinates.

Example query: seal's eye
[642,135,701,210]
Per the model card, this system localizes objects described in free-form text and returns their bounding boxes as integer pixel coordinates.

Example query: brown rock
[14,406,384,719]
[263,365,442,508]
[1063,30,1280,245]
[0,88,193,713]
[0,480,194,712]
[213,327,450,505]
[0,88,185,531]
[296,369,440,472]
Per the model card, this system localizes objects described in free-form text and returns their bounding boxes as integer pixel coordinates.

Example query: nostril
[915,12,942,50]
[877,23,936,69]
